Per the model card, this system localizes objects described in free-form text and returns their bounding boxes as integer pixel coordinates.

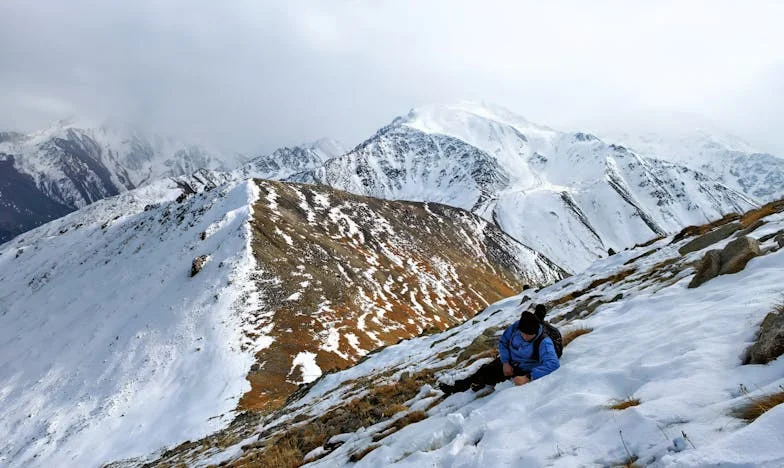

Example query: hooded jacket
[498,321,560,380]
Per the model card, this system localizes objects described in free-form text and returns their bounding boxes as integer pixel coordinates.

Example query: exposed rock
[718,236,761,275]
[607,248,617,256]
[678,222,740,256]
[688,250,722,288]
[191,255,209,277]
[776,233,784,249]
[688,236,761,288]
[758,229,783,243]
[735,219,765,238]
[744,310,784,365]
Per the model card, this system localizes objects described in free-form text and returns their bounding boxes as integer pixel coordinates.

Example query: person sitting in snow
[439,310,560,394]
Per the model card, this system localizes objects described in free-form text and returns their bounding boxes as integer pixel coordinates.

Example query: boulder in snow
[688,236,761,288]
[744,309,784,365]
[718,236,761,275]
[678,222,740,256]
[191,255,209,277]
[688,250,723,288]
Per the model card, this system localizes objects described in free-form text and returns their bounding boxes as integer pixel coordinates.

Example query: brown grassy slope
[239,180,563,411]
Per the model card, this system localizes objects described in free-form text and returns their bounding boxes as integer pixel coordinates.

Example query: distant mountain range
[4,105,781,270]
[290,103,759,272]
[0,122,248,243]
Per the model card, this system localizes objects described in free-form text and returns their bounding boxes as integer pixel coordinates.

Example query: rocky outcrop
[678,222,740,256]
[688,250,722,288]
[688,236,761,288]
[744,309,784,365]
[719,237,762,275]
[191,255,209,277]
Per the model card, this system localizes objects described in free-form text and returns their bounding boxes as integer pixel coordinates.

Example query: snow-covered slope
[0,179,261,467]
[0,121,246,244]
[292,103,756,272]
[0,176,564,467]
[146,200,784,467]
[594,111,784,202]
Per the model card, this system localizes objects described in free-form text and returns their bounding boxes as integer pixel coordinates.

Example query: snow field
[0,180,263,467]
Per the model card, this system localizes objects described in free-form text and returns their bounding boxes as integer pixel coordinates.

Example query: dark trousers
[451,357,526,392]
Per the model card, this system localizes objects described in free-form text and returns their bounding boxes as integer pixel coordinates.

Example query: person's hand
[513,375,531,386]
[502,363,513,377]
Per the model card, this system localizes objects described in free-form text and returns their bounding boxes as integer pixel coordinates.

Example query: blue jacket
[498,321,560,380]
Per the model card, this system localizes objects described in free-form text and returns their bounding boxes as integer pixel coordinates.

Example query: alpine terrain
[594,111,784,203]
[0,177,564,467]
[0,121,247,244]
[130,198,784,467]
[290,103,758,273]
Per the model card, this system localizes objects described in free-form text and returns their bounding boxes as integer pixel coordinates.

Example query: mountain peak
[401,101,554,138]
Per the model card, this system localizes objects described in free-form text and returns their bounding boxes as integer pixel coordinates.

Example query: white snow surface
[592,110,784,202]
[293,102,757,273]
[0,179,262,467]
[221,210,784,468]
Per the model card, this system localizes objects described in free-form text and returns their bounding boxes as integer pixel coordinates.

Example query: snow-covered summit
[240,137,347,180]
[593,111,784,202]
[293,103,756,272]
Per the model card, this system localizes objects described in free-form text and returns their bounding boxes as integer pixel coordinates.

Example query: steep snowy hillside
[0,178,564,467]
[292,103,756,272]
[594,112,784,202]
[143,199,784,468]
[0,121,245,244]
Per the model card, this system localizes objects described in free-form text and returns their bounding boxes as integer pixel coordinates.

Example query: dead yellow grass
[229,369,436,467]
[607,397,641,410]
[562,327,593,347]
[732,389,784,422]
[670,213,741,244]
[349,444,380,462]
[738,200,784,229]
[373,410,428,442]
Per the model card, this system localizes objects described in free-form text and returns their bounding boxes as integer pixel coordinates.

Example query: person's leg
[470,358,508,388]
[441,358,507,394]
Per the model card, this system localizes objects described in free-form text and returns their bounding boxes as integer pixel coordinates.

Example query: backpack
[532,322,563,360]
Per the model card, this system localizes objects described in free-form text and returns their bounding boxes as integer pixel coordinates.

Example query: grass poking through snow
[562,327,593,347]
[732,387,784,422]
[607,397,641,411]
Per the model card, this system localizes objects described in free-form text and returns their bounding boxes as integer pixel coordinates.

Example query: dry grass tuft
[670,213,741,244]
[562,327,593,347]
[349,444,380,462]
[738,200,784,229]
[228,369,436,466]
[373,410,428,442]
[732,388,784,422]
[633,235,665,249]
[607,397,641,411]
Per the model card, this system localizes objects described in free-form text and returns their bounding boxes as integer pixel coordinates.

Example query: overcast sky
[1,1,782,154]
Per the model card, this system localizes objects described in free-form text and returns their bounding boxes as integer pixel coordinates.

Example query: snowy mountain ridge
[593,111,784,202]
[0,121,247,244]
[291,103,758,272]
[0,176,564,467]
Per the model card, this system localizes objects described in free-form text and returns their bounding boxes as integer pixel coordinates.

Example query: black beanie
[518,311,540,334]
[534,304,547,321]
